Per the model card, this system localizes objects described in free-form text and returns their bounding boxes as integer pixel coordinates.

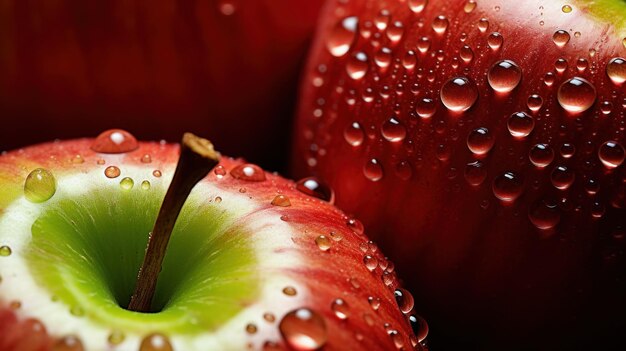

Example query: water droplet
[529,144,554,168]
[141,154,152,163]
[296,177,334,202]
[388,329,404,349]
[283,286,297,296]
[214,196,222,203]
[141,180,151,190]
[214,165,226,178]
[91,129,139,154]
[374,10,390,30]
[327,16,358,57]
[432,16,449,34]
[368,296,381,310]
[409,314,429,342]
[465,161,487,186]
[459,45,474,63]
[71,154,84,164]
[315,235,332,251]
[231,164,266,182]
[264,313,276,323]
[364,159,384,181]
[487,32,503,50]
[552,30,570,47]
[492,171,523,202]
[331,299,350,320]
[598,141,625,168]
[108,330,125,345]
[395,161,413,180]
[557,77,596,113]
[363,255,378,271]
[347,218,365,235]
[408,0,428,13]
[279,308,328,350]
[152,170,162,178]
[440,77,478,112]
[218,0,237,15]
[529,198,561,230]
[381,118,407,142]
[555,58,568,73]
[374,47,392,69]
[119,177,134,190]
[562,4,572,13]
[53,335,84,351]
[402,50,417,69]
[576,58,589,72]
[271,195,291,207]
[140,333,172,351]
[507,112,535,137]
[467,127,495,155]
[387,21,404,42]
[527,94,543,112]
[344,122,366,147]
[488,60,522,93]
[246,323,257,334]
[24,168,56,203]
[0,245,12,257]
[394,288,415,314]
[416,98,437,118]
[544,72,556,86]
[600,101,613,115]
[347,52,369,80]
[551,165,575,190]
[464,0,477,13]
[606,57,626,85]
[477,18,489,32]
[105,166,121,179]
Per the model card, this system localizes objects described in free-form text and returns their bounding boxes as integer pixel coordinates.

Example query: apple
[292,0,626,349]
[0,0,324,169]
[0,129,427,351]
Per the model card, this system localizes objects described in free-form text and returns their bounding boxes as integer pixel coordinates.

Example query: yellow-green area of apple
[26,186,259,334]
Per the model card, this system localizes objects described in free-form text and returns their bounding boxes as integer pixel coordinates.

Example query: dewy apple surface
[0,131,426,350]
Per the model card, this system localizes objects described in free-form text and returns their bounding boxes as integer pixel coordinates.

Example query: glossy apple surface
[292,0,626,349]
[0,131,427,350]
[0,0,323,169]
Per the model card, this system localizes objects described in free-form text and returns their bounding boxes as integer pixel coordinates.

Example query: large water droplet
[432,16,449,34]
[91,129,139,154]
[375,47,393,68]
[529,198,561,230]
[408,0,428,13]
[364,159,384,181]
[279,308,328,350]
[331,298,350,320]
[296,177,334,202]
[387,21,405,42]
[529,144,554,168]
[327,16,359,57]
[347,218,365,235]
[557,77,596,113]
[24,168,56,203]
[53,335,84,351]
[488,60,522,93]
[315,235,332,251]
[409,314,429,343]
[231,164,266,182]
[347,52,369,80]
[507,112,535,137]
[119,177,134,190]
[140,333,172,351]
[527,94,543,112]
[551,165,575,190]
[552,30,570,47]
[606,57,626,85]
[487,32,503,50]
[271,195,291,207]
[381,118,407,142]
[492,171,523,202]
[467,127,494,155]
[598,141,625,169]
[440,77,478,112]
[465,161,487,186]
[416,98,437,118]
[344,122,364,147]
[394,288,415,314]
[0,245,12,257]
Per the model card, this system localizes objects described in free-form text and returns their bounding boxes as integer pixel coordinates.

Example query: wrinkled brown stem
[128,133,220,312]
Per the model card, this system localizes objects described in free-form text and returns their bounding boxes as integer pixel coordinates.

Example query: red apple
[292,0,626,349]
[0,0,324,169]
[0,130,427,350]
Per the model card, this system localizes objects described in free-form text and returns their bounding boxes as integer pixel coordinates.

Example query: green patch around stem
[26,186,259,334]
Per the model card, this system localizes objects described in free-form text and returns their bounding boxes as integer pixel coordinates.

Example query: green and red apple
[292,0,625,349]
[0,130,426,350]
[0,0,324,168]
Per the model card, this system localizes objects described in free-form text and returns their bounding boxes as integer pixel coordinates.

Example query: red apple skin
[0,135,426,350]
[0,0,323,169]
[292,0,626,349]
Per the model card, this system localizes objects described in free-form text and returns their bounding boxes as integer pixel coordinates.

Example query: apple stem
[128,133,220,312]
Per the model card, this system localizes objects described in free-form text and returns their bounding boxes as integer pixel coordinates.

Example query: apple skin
[292,0,626,349]
[0,134,425,350]
[0,0,323,169]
